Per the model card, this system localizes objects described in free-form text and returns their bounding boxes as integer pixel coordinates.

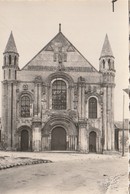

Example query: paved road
[0,153,128,194]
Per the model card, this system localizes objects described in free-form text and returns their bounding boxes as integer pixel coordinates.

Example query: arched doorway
[89,131,96,153]
[51,127,66,150]
[21,129,29,151]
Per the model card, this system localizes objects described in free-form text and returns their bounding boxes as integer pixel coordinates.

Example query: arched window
[15,70,17,80]
[9,69,11,79]
[21,96,30,117]
[4,70,5,79]
[14,56,17,66]
[89,97,97,118]
[52,80,67,110]
[108,59,111,69]
[102,59,105,68]
[9,55,11,65]
[4,56,6,65]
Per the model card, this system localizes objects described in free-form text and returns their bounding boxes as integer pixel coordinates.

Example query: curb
[0,159,52,170]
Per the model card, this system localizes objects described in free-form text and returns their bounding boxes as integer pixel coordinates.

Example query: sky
[0,0,129,121]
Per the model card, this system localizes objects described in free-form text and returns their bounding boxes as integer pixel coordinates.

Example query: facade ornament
[23,84,28,90]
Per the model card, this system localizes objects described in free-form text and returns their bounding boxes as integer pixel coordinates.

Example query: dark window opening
[9,69,11,79]
[15,70,17,80]
[4,56,6,65]
[89,97,97,118]
[21,96,30,117]
[52,80,67,110]
[14,56,17,66]
[108,59,111,69]
[102,60,105,68]
[4,70,5,79]
[9,55,11,65]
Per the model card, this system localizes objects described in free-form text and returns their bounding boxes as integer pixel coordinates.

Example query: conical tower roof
[4,32,18,54]
[100,34,114,59]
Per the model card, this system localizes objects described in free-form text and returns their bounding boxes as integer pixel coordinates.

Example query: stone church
[1,25,115,153]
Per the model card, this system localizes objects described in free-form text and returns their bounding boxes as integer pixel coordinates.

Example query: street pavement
[0,151,128,194]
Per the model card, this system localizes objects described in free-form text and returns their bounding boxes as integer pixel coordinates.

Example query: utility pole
[122,91,125,156]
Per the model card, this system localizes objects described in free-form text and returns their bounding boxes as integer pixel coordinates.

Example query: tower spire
[59,23,61,32]
[4,31,18,54]
[100,34,114,59]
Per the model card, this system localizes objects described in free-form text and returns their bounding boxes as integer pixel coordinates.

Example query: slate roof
[4,32,18,54]
[100,34,114,59]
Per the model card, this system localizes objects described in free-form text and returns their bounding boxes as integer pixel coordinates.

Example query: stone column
[32,117,42,151]
[38,83,42,118]
[111,86,115,150]
[7,82,12,150]
[68,85,74,110]
[34,83,38,116]
[2,81,8,148]
[12,82,17,150]
[103,87,107,150]
[77,77,86,119]
[71,86,75,110]
[107,86,112,150]
[78,121,88,152]
[46,84,50,109]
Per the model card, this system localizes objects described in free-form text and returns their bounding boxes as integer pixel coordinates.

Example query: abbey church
[1,25,115,153]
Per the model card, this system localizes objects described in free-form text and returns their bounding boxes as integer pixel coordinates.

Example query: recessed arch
[46,71,74,87]
[9,55,11,65]
[21,95,30,117]
[14,56,17,66]
[4,56,6,65]
[21,129,29,151]
[102,59,105,68]
[51,126,67,150]
[88,97,97,119]
[52,79,67,110]
[17,91,34,102]
[89,131,97,153]
[42,116,78,136]
[17,91,34,118]
[17,125,32,151]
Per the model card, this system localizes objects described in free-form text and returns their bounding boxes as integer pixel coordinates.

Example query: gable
[22,32,98,73]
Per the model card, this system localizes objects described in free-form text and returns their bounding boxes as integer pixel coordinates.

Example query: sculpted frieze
[88,118,101,129]
[28,66,94,72]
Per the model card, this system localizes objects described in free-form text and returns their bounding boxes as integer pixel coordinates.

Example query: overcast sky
[0,0,129,121]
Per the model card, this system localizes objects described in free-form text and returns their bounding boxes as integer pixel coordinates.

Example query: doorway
[89,131,96,152]
[21,129,29,151]
[51,127,66,150]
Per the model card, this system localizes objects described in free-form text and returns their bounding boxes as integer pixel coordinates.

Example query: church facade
[1,25,115,153]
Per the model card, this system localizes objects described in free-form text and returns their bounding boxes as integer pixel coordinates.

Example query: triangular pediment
[22,32,98,73]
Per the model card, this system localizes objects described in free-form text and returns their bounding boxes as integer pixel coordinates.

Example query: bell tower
[3,31,19,80]
[99,34,115,74]
[2,32,19,150]
[99,34,115,152]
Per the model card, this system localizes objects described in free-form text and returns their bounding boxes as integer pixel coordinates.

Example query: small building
[114,119,129,152]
